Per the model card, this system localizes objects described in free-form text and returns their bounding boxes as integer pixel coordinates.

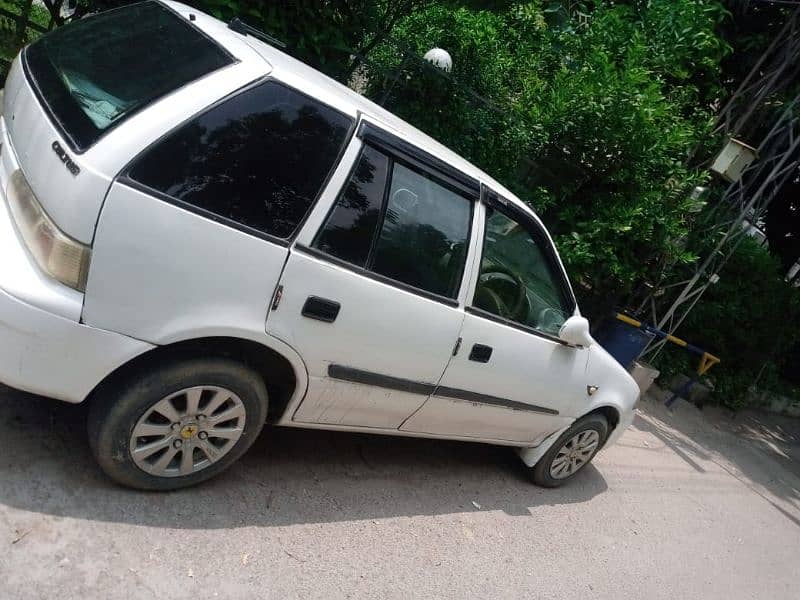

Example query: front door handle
[302,296,341,322]
[469,343,493,363]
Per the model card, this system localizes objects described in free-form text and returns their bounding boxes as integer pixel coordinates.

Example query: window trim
[471,187,577,334]
[118,77,357,244]
[22,0,239,154]
[357,121,480,198]
[466,305,571,347]
[119,177,292,247]
[364,153,395,269]
[309,131,478,303]
[296,243,461,308]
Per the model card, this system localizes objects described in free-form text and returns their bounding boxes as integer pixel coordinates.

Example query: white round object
[423,48,453,72]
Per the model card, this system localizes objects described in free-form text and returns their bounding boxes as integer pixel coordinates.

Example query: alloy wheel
[129,386,246,478]
[549,429,600,479]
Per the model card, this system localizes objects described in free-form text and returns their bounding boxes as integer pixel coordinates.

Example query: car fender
[517,342,639,467]
[581,343,639,446]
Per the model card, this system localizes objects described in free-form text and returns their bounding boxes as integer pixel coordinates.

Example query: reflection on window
[474,208,571,335]
[314,150,472,299]
[372,164,471,298]
[314,147,389,267]
[129,82,352,239]
[26,1,234,149]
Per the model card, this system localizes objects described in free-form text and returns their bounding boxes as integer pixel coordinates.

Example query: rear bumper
[0,115,153,403]
[0,286,153,403]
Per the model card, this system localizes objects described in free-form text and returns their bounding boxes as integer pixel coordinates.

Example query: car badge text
[52,141,80,176]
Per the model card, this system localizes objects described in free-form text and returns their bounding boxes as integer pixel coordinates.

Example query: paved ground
[1,383,799,600]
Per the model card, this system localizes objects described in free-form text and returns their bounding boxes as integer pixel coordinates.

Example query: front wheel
[88,358,268,491]
[528,413,608,487]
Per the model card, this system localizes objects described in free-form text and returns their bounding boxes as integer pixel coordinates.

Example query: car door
[401,191,586,444]
[267,121,481,429]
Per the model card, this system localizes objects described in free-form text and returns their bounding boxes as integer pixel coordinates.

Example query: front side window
[473,207,572,335]
[314,145,473,299]
[128,81,353,240]
[25,1,235,151]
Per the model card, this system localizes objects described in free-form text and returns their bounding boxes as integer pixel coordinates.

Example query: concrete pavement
[1,384,798,599]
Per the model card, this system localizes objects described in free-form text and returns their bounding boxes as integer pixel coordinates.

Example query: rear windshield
[24,1,235,152]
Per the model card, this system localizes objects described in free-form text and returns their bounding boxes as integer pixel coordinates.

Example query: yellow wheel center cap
[180,424,199,439]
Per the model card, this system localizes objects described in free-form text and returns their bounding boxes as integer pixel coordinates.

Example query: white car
[0,1,638,490]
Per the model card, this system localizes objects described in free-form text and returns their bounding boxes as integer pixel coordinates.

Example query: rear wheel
[88,358,268,491]
[528,413,608,487]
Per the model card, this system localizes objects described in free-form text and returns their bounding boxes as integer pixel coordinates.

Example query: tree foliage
[362,1,730,315]
[192,0,422,75]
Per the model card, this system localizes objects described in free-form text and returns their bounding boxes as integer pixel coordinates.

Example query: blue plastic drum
[595,319,655,369]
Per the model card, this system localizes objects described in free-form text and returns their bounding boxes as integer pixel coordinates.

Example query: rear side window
[313,145,473,300]
[128,81,353,240]
[25,1,235,151]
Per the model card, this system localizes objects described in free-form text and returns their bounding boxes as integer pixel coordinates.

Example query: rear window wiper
[228,18,286,49]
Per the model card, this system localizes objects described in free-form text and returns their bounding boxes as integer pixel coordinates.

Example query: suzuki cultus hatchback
[0,1,639,490]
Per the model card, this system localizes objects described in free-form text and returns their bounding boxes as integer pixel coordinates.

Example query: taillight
[6,169,91,291]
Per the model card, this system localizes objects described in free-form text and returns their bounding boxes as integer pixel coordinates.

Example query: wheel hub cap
[180,424,198,439]
[129,386,246,478]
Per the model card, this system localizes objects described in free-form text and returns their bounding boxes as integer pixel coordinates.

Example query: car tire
[88,357,268,491]
[528,413,609,488]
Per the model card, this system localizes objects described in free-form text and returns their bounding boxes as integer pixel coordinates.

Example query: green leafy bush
[655,238,800,409]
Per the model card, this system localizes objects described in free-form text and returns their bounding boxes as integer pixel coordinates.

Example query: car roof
[162,1,536,220]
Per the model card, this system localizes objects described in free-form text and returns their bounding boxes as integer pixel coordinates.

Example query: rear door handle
[469,344,493,363]
[302,296,341,322]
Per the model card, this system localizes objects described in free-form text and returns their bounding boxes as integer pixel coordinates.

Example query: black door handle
[469,344,493,363]
[302,296,341,322]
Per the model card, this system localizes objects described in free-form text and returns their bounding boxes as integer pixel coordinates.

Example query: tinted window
[25,1,234,151]
[129,82,352,239]
[474,208,572,335]
[372,164,471,297]
[313,147,389,267]
[314,148,473,299]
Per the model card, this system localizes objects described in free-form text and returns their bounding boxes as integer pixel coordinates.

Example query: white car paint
[0,1,639,473]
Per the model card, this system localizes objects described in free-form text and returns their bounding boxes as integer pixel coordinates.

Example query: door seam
[398,309,467,429]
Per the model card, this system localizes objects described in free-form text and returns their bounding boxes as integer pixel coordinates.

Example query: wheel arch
[585,404,620,431]
[583,404,620,449]
[85,335,308,423]
[518,402,624,468]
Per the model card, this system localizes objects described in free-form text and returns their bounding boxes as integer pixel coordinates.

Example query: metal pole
[641,98,800,355]
[713,8,800,139]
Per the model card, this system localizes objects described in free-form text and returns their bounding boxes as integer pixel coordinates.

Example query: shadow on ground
[0,385,607,529]
[628,393,800,528]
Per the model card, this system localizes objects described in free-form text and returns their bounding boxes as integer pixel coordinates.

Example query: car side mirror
[559,316,594,347]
